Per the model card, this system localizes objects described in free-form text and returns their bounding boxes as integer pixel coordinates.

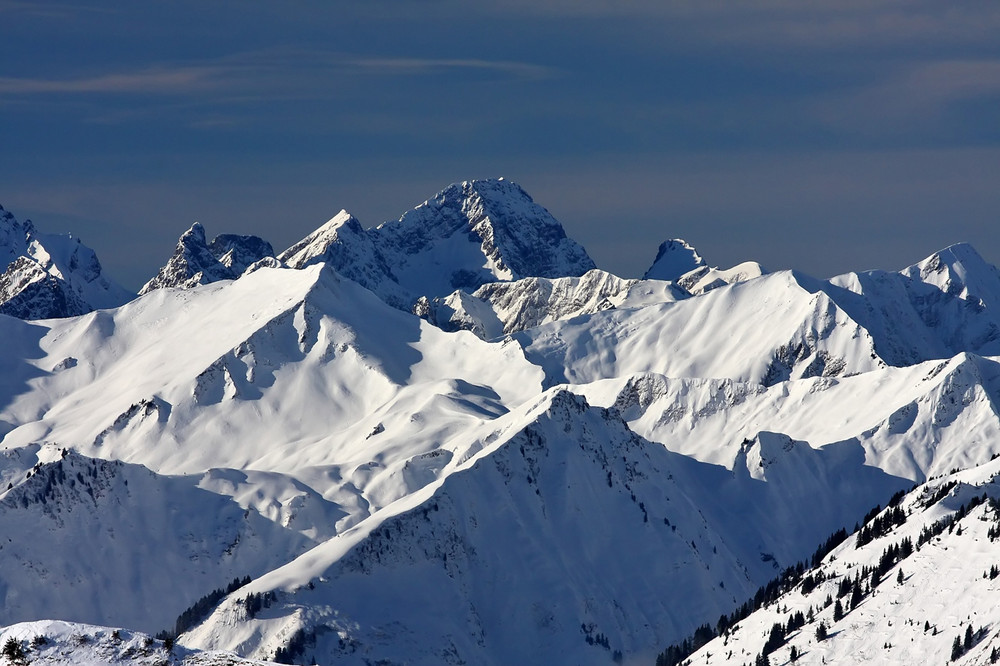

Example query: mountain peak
[0,204,131,318]
[374,178,596,298]
[141,223,274,295]
[643,238,706,281]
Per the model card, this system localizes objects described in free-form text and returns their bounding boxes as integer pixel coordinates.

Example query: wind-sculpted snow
[0,203,133,318]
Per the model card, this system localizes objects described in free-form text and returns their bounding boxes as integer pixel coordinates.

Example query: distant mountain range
[2,179,1000,665]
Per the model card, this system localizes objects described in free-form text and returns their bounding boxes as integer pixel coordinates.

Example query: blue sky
[2,1,999,290]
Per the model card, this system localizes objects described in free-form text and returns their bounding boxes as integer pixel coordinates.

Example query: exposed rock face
[140,223,274,295]
[370,178,596,300]
[277,210,410,309]
[0,203,133,319]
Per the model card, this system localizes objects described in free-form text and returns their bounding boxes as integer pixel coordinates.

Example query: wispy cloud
[347,57,556,80]
[0,50,555,100]
[813,59,1000,136]
[0,66,227,95]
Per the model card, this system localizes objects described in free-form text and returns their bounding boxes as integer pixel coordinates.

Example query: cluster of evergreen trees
[274,627,317,664]
[243,590,278,618]
[171,575,252,637]
[951,624,984,661]
[653,487,925,666]
[653,525,850,666]
[916,493,987,548]
[855,504,906,548]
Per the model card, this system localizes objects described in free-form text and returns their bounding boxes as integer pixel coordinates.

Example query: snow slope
[824,243,1000,366]
[0,263,544,538]
[643,239,706,282]
[0,620,281,665]
[517,270,884,387]
[0,445,313,633]
[4,185,1000,666]
[679,457,1000,666]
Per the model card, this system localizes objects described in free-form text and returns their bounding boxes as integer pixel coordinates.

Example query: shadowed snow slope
[824,243,1000,366]
[685,458,1000,666]
[181,391,909,666]
[0,446,312,633]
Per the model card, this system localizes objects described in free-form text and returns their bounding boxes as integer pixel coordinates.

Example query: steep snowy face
[0,446,314,633]
[644,238,706,281]
[277,210,410,308]
[372,178,596,299]
[0,204,133,319]
[643,238,768,294]
[518,270,883,388]
[182,390,772,665]
[419,269,683,339]
[681,461,1000,666]
[181,390,914,666]
[140,223,273,294]
[0,262,544,537]
[826,243,1000,366]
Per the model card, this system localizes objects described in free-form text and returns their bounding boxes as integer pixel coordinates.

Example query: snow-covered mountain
[644,238,768,295]
[141,223,274,294]
[417,269,684,339]
[150,178,595,312]
[371,178,595,300]
[0,203,133,319]
[3,181,1000,665]
[672,457,1000,666]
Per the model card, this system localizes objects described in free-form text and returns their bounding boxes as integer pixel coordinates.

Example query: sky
[2,1,999,291]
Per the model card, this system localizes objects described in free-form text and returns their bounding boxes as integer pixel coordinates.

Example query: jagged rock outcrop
[0,203,133,319]
[140,223,274,294]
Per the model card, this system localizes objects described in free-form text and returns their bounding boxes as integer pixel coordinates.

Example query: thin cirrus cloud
[347,56,556,80]
[0,52,556,99]
[0,66,227,95]
[813,59,1000,137]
